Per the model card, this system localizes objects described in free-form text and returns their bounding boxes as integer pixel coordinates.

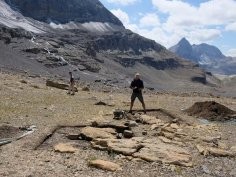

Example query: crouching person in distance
[68,72,75,95]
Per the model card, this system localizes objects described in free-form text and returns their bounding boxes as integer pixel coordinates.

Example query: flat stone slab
[133,138,192,167]
[140,115,160,125]
[92,137,144,156]
[196,144,236,157]
[89,159,121,172]
[91,137,192,167]
[54,143,78,153]
[80,127,117,140]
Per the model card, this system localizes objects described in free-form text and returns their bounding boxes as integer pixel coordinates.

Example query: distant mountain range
[0,0,222,92]
[170,38,236,75]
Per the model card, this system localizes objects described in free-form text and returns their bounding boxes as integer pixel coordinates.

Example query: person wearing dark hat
[68,72,75,95]
[129,73,146,114]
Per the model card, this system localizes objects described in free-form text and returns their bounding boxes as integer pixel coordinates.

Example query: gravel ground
[0,73,236,177]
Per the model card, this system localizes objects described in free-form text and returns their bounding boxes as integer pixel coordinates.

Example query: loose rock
[89,159,121,172]
[54,143,78,153]
[128,121,138,127]
[123,130,134,138]
[82,86,90,91]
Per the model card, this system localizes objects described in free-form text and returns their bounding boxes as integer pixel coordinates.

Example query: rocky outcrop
[91,137,192,167]
[0,25,32,44]
[133,138,192,167]
[116,57,182,69]
[92,31,164,53]
[5,0,123,26]
[196,144,235,157]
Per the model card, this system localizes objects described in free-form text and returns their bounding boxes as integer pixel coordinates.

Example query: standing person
[68,72,75,95]
[129,73,146,114]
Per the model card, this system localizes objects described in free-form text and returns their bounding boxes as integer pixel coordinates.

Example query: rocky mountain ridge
[170,38,225,64]
[170,38,236,75]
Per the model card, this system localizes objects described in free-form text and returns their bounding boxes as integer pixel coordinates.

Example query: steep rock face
[192,43,225,60]
[5,0,123,26]
[92,31,164,54]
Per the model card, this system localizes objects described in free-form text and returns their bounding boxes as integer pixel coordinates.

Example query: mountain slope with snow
[0,1,46,33]
[5,0,123,26]
[0,0,123,33]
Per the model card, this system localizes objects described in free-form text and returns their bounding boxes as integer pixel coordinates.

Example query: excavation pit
[36,109,194,167]
[0,125,23,139]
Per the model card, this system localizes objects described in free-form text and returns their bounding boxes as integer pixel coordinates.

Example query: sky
[100,0,236,57]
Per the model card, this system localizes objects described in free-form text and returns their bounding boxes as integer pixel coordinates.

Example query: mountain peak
[5,0,123,26]
[169,38,234,74]
[179,37,188,43]
[178,37,191,46]
[169,37,193,60]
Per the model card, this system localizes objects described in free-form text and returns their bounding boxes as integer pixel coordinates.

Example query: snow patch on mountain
[50,21,122,33]
[0,1,45,33]
[0,0,122,34]
[199,54,213,65]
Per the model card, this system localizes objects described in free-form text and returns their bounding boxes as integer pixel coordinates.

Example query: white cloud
[107,0,139,6]
[152,0,236,27]
[111,9,130,25]
[225,22,236,31]
[110,0,236,48]
[139,13,160,27]
[187,29,222,44]
[227,48,236,57]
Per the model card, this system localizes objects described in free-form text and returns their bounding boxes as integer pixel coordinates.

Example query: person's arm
[130,81,133,89]
[139,80,144,90]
